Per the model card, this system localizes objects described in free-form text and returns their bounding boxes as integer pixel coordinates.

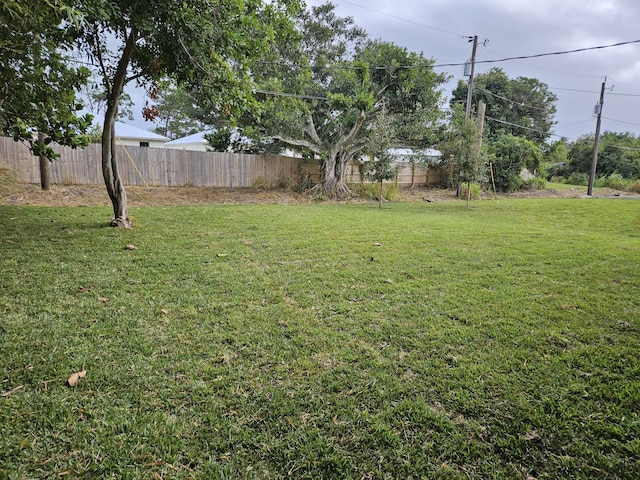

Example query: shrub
[566,172,589,186]
[627,179,640,193]
[523,177,547,190]
[252,176,272,189]
[602,173,627,191]
[383,183,398,201]
[351,182,398,202]
[461,183,481,200]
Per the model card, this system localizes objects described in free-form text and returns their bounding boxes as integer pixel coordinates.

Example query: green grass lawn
[1,198,639,479]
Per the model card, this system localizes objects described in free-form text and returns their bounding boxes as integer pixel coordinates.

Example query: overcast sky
[129,0,640,142]
[299,0,640,142]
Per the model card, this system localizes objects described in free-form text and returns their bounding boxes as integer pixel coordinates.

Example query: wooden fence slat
[0,136,440,188]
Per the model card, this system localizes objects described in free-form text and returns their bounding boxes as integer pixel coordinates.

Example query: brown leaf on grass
[67,370,87,387]
[58,470,73,476]
[98,297,108,303]
[125,244,137,250]
[77,285,92,293]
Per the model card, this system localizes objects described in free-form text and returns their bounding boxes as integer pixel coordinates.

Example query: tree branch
[272,135,322,154]
[306,113,322,145]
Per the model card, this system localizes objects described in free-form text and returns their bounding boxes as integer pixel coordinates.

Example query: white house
[164,131,211,151]
[390,148,442,164]
[114,122,169,148]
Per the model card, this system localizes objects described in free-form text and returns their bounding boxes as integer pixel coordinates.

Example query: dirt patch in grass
[0,182,633,207]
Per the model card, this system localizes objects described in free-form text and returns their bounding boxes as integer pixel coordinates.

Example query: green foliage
[351,182,398,201]
[360,105,399,207]
[522,177,547,190]
[0,0,93,159]
[486,134,543,192]
[460,183,482,199]
[233,3,448,194]
[566,132,640,179]
[439,104,484,189]
[451,67,557,146]
[1,200,638,478]
[147,82,203,139]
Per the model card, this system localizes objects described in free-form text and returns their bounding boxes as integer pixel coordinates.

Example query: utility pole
[457,35,479,197]
[588,77,606,196]
[465,35,478,120]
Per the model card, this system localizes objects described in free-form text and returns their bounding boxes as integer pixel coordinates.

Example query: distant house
[390,148,442,164]
[114,122,169,148]
[164,131,211,151]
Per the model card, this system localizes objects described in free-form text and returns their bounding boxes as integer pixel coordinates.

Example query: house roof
[390,148,442,158]
[114,122,170,141]
[164,131,211,146]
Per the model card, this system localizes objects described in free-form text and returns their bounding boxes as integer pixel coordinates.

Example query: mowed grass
[1,198,639,479]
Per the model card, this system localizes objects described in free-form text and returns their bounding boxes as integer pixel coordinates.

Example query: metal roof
[164,131,210,146]
[114,122,170,141]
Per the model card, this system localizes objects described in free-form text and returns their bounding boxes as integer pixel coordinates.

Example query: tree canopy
[0,0,92,159]
[486,134,542,192]
[70,0,299,226]
[566,132,640,179]
[228,3,448,196]
[146,82,204,140]
[451,68,557,146]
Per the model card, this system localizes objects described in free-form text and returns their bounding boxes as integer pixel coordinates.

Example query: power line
[602,116,640,127]
[476,87,548,111]
[550,86,640,97]
[432,39,640,68]
[257,39,640,72]
[483,47,602,79]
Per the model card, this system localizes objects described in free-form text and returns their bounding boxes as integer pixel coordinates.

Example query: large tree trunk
[320,153,338,195]
[321,149,354,198]
[100,28,137,228]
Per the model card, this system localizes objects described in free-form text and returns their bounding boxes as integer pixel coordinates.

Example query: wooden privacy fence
[0,136,440,188]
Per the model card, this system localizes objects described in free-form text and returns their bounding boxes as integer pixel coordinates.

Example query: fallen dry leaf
[67,370,87,387]
[98,297,108,303]
[78,285,92,293]
[125,244,137,250]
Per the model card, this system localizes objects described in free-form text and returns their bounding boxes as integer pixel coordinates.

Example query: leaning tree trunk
[102,119,131,227]
[100,28,137,228]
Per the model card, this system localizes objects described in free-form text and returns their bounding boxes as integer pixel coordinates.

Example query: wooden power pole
[588,78,606,196]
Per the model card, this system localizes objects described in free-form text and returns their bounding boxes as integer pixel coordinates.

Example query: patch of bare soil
[0,183,634,207]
